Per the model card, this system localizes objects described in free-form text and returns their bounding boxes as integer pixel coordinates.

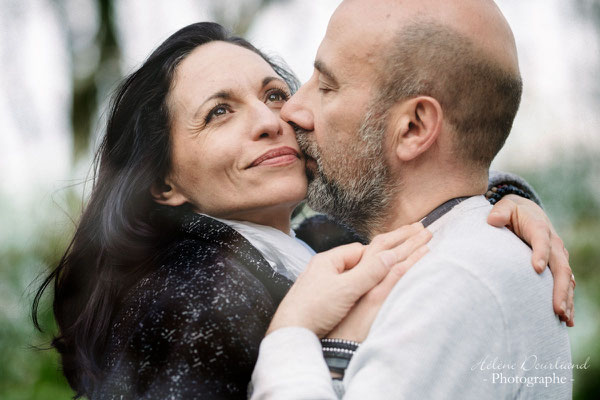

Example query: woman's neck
[212,203,298,234]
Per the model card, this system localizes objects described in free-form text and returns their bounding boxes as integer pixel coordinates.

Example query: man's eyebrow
[314,60,338,85]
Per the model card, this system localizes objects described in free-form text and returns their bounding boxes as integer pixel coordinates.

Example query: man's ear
[390,96,443,162]
[150,177,187,206]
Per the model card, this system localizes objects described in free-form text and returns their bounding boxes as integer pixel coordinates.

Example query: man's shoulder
[376,197,570,367]
[374,196,557,332]
[429,197,536,281]
[414,198,556,315]
[363,206,570,397]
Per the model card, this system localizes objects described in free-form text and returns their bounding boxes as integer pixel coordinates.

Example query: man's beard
[295,108,397,239]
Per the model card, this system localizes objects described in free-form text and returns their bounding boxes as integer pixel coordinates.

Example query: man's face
[281,1,395,236]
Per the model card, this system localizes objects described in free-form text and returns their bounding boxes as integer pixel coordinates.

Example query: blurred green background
[0,0,598,398]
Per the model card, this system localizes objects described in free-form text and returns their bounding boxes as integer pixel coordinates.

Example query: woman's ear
[150,177,187,206]
[390,96,443,162]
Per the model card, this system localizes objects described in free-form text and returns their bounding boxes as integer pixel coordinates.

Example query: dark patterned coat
[94,213,357,399]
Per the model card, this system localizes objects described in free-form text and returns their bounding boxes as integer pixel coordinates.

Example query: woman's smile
[248,146,301,168]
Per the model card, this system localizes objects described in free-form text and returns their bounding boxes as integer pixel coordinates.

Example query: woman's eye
[266,89,290,103]
[205,104,230,124]
[213,106,227,116]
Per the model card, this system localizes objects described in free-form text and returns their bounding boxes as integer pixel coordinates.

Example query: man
[250,0,573,398]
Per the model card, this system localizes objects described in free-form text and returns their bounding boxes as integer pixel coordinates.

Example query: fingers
[487,196,516,227]
[490,196,552,273]
[367,223,428,267]
[528,220,551,273]
[547,232,573,324]
[368,222,424,253]
[376,245,429,295]
[325,245,430,343]
[383,228,432,265]
[566,279,575,327]
[342,248,394,296]
[352,244,429,335]
[565,247,574,326]
[343,225,431,296]
[315,242,365,274]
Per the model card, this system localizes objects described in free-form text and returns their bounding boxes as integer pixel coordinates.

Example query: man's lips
[249,146,300,168]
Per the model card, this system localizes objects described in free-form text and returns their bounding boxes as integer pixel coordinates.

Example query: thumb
[487,197,515,227]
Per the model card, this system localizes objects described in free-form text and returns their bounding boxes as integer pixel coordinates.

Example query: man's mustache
[288,121,315,158]
[288,121,310,136]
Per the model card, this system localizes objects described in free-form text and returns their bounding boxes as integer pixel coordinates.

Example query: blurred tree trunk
[55,0,119,160]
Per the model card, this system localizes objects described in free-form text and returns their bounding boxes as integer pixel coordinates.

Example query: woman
[33,22,569,399]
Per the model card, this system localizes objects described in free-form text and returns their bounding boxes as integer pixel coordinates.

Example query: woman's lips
[249,146,300,168]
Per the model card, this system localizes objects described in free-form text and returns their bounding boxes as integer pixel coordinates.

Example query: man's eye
[318,82,333,94]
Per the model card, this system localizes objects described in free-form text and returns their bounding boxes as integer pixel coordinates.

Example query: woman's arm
[488,194,575,326]
[486,171,574,324]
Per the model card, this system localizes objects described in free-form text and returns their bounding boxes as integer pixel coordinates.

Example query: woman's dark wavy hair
[32,22,299,397]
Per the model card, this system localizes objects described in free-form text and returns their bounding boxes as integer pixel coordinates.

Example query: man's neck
[370,170,488,239]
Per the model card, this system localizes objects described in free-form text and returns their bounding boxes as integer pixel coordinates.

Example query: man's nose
[281,83,314,132]
[250,101,282,140]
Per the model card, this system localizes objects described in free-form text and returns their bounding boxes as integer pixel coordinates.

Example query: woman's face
[156,41,307,230]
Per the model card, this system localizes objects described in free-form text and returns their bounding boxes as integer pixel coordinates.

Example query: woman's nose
[281,82,314,132]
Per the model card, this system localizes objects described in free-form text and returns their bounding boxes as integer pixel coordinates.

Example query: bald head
[335,0,519,75]
[332,0,522,168]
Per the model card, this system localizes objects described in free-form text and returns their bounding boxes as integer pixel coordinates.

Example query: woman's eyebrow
[193,90,232,119]
[262,76,286,88]
[201,90,231,106]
